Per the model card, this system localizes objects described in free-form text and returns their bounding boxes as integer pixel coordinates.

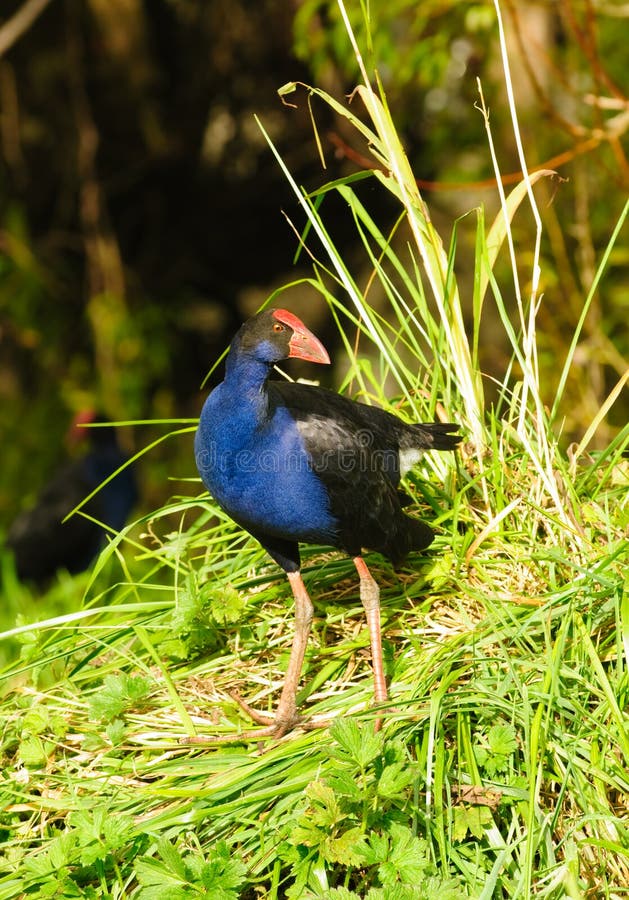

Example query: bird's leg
[231,571,313,732]
[184,572,317,744]
[353,556,387,730]
[272,570,314,733]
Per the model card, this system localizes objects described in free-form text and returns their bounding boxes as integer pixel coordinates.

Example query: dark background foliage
[0,0,627,527]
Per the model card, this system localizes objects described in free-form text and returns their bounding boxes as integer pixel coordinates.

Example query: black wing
[270,381,455,561]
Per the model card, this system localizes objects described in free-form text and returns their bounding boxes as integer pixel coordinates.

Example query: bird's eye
[273,322,285,333]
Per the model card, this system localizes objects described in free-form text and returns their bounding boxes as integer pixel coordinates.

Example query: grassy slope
[1,5,628,899]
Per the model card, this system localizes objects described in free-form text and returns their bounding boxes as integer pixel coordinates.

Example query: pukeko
[6,412,137,585]
[194,308,460,738]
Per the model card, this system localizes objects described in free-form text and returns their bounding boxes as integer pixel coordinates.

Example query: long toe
[229,690,304,734]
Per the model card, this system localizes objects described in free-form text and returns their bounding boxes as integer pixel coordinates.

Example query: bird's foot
[182,724,290,745]
[180,691,328,745]
[228,689,300,736]
[228,690,329,735]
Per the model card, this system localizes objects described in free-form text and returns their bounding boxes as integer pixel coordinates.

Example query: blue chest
[195,381,337,544]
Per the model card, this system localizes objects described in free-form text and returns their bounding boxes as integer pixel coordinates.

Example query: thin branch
[0,0,54,57]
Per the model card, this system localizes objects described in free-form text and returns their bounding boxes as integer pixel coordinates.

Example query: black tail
[385,514,435,567]
[417,422,461,451]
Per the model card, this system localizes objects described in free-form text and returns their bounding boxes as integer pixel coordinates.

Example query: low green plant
[278,718,464,897]
[134,838,247,900]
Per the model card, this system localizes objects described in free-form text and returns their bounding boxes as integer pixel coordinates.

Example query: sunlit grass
[1,1,628,897]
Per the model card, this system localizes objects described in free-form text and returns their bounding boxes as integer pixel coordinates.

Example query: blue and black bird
[195,308,460,737]
[7,412,137,585]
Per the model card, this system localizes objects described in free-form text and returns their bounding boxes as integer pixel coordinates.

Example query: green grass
[1,4,628,897]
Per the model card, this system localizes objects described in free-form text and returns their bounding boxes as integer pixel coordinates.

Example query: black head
[233,308,330,365]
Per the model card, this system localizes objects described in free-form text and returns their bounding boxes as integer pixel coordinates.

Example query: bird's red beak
[273,309,331,365]
[67,409,97,447]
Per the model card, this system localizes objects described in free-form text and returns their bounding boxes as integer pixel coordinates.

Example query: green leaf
[134,855,190,900]
[305,781,344,828]
[421,876,467,899]
[65,809,135,867]
[196,841,247,891]
[209,584,246,625]
[18,734,50,767]
[155,838,189,880]
[423,551,456,590]
[23,832,77,880]
[360,830,389,865]
[326,768,364,802]
[105,718,126,746]
[379,824,430,886]
[169,586,202,634]
[21,706,49,735]
[487,723,517,757]
[452,805,493,842]
[88,672,152,723]
[377,761,416,799]
[473,746,489,769]
[103,812,135,850]
[135,839,246,899]
[321,826,367,865]
[359,825,430,887]
[329,718,384,768]
[474,723,518,776]
[290,823,322,849]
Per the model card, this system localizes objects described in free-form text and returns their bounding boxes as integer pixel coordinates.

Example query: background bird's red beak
[273,309,331,365]
[67,409,97,447]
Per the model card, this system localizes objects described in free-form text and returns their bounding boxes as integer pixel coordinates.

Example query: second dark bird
[195,308,460,738]
[6,412,138,585]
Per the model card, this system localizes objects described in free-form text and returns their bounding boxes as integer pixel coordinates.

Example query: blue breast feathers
[195,388,338,544]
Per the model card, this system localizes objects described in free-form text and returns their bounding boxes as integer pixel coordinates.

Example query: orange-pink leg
[353,556,387,730]
[234,570,313,733]
[186,570,313,743]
